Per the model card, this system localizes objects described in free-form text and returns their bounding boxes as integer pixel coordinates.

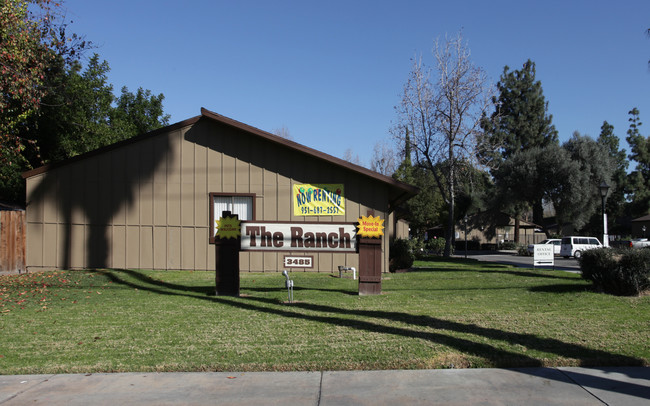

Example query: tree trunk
[514,217,520,243]
[444,151,455,257]
[533,200,545,235]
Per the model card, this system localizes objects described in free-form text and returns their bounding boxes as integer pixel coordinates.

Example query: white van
[560,236,603,258]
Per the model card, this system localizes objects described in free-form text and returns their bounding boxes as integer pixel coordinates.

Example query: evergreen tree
[595,121,629,234]
[561,132,615,232]
[480,60,558,163]
[27,54,170,165]
[479,60,559,229]
[626,108,650,217]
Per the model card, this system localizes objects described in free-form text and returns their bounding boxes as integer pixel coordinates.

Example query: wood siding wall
[25,119,392,273]
[0,210,26,273]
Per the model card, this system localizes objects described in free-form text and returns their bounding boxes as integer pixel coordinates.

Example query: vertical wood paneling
[43,180,58,223]
[181,136,195,227]
[239,251,250,272]
[0,211,26,272]
[140,226,154,269]
[153,226,167,269]
[263,252,276,272]
[207,129,223,192]
[319,252,333,273]
[235,159,249,193]
[277,181,291,221]
[222,154,236,190]
[56,224,67,269]
[195,136,208,228]
[181,227,195,269]
[263,173,277,221]
[112,226,126,269]
[167,132,182,226]
[25,175,44,223]
[42,223,57,267]
[85,181,100,224]
[70,225,85,268]
[181,183,194,226]
[194,228,207,270]
[26,222,43,267]
[126,226,140,268]
[167,227,181,269]
[140,182,154,225]
[167,183,181,226]
[112,182,127,225]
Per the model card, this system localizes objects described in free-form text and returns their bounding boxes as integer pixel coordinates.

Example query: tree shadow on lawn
[246,286,358,295]
[412,264,581,281]
[96,269,645,369]
[529,284,595,294]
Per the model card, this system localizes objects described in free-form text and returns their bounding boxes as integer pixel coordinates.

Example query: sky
[60,0,650,168]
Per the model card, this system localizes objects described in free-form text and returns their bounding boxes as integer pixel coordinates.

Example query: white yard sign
[533,244,555,268]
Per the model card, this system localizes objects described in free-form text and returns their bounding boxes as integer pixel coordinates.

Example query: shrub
[499,241,519,250]
[389,238,414,272]
[580,248,650,296]
[517,245,530,256]
[408,238,426,259]
[425,237,448,256]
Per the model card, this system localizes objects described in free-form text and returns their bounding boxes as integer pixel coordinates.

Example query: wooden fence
[0,210,26,273]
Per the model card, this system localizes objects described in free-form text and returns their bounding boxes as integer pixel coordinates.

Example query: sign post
[214,212,241,296]
[533,244,555,269]
[356,214,385,295]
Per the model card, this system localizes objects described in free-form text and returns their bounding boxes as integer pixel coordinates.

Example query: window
[209,193,255,243]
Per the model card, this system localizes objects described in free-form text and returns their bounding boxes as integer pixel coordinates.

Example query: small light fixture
[599,181,610,199]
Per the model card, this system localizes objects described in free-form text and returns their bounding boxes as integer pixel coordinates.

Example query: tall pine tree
[596,121,628,233]
[480,60,558,162]
[626,108,650,217]
[479,60,559,231]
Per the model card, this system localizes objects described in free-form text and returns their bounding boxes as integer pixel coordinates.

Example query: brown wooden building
[23,108,417,274]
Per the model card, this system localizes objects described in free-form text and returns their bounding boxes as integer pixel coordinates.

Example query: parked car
[527,239,561,255]
[560,236,603,258]
[629,238,650,249]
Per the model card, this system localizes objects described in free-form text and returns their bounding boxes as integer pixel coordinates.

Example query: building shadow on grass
[95,268,645,371]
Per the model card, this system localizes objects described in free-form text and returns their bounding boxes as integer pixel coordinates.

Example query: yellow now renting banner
[293,184,345,216]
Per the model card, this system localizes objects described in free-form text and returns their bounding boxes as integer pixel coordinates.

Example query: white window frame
[209,193,255,243]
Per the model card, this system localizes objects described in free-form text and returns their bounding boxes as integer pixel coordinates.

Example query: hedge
[580,248,650,296]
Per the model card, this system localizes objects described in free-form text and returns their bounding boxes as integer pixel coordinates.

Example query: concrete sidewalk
[1,367,648,405]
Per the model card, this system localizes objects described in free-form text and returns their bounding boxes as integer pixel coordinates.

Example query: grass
[1,257,648,374]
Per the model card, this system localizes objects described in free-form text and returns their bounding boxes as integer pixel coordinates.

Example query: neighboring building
[631,214,650,238]
[428,212,547,250]
[22,108,417,274]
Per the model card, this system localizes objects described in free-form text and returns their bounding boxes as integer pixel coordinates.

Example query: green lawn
[1,258,648,374]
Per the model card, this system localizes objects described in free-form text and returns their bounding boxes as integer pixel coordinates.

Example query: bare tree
[394,32,492,256]
[342,148,363,166]
[272,125,292,140]
[370,139,398,175]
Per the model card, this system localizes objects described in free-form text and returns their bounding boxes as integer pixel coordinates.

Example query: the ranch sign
[240,222,357,252]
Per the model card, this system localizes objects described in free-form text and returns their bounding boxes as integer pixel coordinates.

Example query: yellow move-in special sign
[215,216,241,239]
[356,215,384,238]
[293,184,345,216]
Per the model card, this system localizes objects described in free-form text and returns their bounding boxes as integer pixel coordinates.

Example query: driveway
[457,251,581,273]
